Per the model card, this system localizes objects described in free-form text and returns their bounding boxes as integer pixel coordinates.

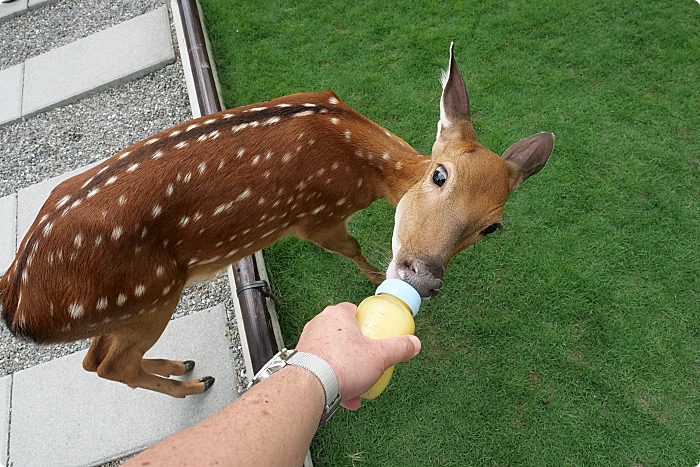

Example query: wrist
[248,349,342,427]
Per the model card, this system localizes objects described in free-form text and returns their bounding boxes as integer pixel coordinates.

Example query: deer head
[386,43,554,297]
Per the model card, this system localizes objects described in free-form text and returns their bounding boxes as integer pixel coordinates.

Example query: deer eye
[481,223,502,235]
[432,165,447,187]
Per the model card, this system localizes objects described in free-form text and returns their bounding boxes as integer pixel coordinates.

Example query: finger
[341,397,361,411]
[379,334,422,367]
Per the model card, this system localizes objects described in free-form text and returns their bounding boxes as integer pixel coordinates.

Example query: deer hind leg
[141,358,195,377]
[82,301,213,398]
[302,220,385,285]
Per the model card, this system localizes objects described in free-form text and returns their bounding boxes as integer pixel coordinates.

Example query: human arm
[123,302,421,467]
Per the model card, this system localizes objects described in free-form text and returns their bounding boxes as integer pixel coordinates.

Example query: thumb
[378,334,421,367]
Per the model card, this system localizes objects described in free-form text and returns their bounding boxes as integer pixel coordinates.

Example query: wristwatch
[248,348,342,427]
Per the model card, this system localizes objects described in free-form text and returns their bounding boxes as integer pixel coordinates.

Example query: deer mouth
[386,255,444,299]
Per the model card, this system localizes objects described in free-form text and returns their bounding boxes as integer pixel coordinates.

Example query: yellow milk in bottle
[356,278,421,399]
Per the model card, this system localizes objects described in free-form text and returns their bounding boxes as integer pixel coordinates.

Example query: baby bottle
[356,278,421,399]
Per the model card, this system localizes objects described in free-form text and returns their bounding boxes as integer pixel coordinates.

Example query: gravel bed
[0,0,246,395]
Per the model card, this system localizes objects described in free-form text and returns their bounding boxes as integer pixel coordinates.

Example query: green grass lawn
[201,1,700,465]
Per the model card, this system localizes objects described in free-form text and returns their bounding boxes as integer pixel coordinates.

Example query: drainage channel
[173,2,312,465]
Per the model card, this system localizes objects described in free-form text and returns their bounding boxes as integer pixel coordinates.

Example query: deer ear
[502,132,554,192]
[437,42,471,138]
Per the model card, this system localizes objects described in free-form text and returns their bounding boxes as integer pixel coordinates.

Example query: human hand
[295,302,421,410]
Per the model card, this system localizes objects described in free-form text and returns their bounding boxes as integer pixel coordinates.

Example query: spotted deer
[0,44,553,397]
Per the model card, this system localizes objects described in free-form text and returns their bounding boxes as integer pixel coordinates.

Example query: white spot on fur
[312,205,326,214]
[118,151,132,160]
[112,227,123,240]
[282,153,292,163]
[152,205,163,218]
[146,138,159,145]
[179,216,190,227]
[187,124,199,131]
[135,285,146,297]
[152,150,164,159]
[264,116,281,125]
[336,198,346,205]
[331,117,339,125]
[396,161,403,170]
[184,173,192,183]
[252,155,260,165]
[68,302,84,319]
[237,148,245,158]
[43,222,54,236]
[293,110,314,118]
[166,184,174,196]
[170,130,182,137]
[97,297,108,311]
[175,141,188,149]
[117,294,127,306]
[225,248,239,258]
[127,163,139,173]
[205,118,216,124]
[56,195,70,208]
[74,233,83,248]
[236,188,252,202]
[97,166,110,175]
[329,97,339,104]
[156,265,165,276]
[95,235,103,245]
[106,176,117,185]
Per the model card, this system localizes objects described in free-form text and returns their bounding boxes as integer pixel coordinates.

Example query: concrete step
[0,0,59,24]
[5,304,238,467]
[0,5,175,126]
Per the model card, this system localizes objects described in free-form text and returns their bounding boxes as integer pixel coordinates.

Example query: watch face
[266,359,287,373]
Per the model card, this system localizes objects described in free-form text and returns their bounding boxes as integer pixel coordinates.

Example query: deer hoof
[183,360,195,374]
[200,376,215,392]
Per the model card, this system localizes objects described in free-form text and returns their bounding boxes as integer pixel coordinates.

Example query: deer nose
[399,256,444,299]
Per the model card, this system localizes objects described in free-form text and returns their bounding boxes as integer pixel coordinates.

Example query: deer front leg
[302,220,386,285]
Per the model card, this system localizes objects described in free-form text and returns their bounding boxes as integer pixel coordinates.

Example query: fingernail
[408,335,421,355]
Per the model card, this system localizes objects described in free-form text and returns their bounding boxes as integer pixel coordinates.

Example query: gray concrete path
[0,4,242,466]
[8,305,237,467]
[0,6,175,125]
[0,0,60,24]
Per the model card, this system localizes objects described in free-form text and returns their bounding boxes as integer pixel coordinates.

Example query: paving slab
[16,160,102,245]
[0,375,10,467]
[27,0,60,10]
[0,0,27,24]
[9,304,238,467]
[0,194,17,276]
[22,6,175,118]
[0,64,23,126]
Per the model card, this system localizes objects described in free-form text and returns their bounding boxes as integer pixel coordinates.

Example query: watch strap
[287,350,342,427]
[247,349,342,427]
